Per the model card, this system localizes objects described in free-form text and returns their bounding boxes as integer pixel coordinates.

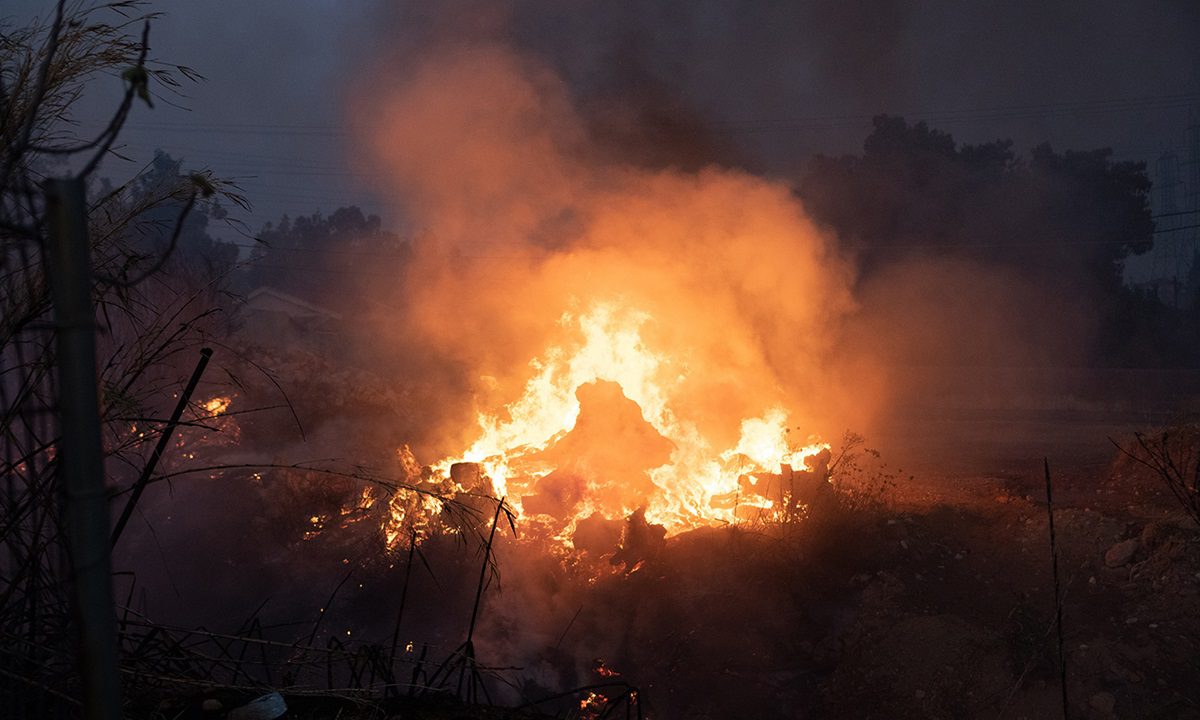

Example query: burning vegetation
[5,3,1200,719]
[391,303,833,550]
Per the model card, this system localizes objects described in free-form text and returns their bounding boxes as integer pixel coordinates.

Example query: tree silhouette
[797,114,1163,365]
[246,206,408,311]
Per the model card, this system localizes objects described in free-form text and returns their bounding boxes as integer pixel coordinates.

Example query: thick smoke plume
[352,42,867,460]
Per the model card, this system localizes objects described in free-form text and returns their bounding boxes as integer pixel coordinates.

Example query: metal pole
[110,346,212,547]
[46,177,122,720]
[1043,458,1069,720]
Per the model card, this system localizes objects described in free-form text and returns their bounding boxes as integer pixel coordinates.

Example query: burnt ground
[569,458,1199,720]
[123,406,1200,720]
[461,408,1200,720]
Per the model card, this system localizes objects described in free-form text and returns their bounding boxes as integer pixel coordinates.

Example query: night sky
[7,1,1200,251]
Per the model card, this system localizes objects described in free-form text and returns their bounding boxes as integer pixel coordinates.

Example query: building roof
[243,286,342,320]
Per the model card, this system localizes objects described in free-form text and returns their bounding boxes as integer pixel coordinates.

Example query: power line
[1152,209,1200,220]
[97,90,1200,136]
[1150,222,1200,236]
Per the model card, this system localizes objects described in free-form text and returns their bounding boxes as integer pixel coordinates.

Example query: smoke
[358,0,916,173]
[351,41,866,460]
[358,0,1198,175]
[840,256,1099,457]
[346,10,1121,482]
[329,0,1192,484]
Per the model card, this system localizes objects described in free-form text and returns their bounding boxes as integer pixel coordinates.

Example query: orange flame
[202,395,231,417]
[430,300,828,538]
[353,44,860,546]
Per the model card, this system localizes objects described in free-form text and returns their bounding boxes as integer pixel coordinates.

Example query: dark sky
[9,1,1200,261]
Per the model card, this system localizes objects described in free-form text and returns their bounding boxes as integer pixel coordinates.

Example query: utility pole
[46,177,123,720]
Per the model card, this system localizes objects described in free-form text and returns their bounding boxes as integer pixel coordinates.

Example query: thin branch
[95,189,196,288]
[77,21,151,180]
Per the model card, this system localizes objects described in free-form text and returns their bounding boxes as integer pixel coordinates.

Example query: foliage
[828,431,901,513]
[0,3,249,713]
[798,115,1152,285]
[245,206,408,311]
[98,149,243,288]
[2,10,458,714]
[797,115,1165,366]
[1115,421,1200,529]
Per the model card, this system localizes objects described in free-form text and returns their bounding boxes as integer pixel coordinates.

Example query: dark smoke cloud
[6,1,1193,229]
[368,0,1197,174]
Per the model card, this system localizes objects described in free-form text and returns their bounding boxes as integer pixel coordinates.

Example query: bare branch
[94,187,196,288]
[77,21,151,179]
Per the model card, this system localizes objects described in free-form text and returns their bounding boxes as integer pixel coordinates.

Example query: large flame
[431,300,828,536]
[353,43,864,543]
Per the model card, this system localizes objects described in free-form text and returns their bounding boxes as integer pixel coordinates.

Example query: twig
[466,497,506,647]
[386,529,418,695]
[554,605,584,650]
[306,567,355,648]
[94,189,197,288]
[0,1,65,189]
[425,497,508,704]
[77,21,151,179]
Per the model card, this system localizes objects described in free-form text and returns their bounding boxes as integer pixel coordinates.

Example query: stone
[1089,691,1116,715]
[1140,521,1171,551]
[1104,538,1139,568]
[228,692,287,720]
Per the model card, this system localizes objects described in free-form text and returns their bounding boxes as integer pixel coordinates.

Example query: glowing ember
[201,395,231,416]
[580,691,606,712]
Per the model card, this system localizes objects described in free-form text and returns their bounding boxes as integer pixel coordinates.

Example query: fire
[202,395,231,416]
[580,691,606,712]
[354,43,864,547]
[429,300,829,538]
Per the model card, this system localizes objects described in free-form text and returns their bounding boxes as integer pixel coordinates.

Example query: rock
[228,692,287,720]
[200,698,223,713]
[1089,690,1116,715]
[1104,538,1139,568]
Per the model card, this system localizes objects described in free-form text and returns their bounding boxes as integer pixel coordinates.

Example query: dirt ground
[130,407,1200,720]
[549,412,1200,719]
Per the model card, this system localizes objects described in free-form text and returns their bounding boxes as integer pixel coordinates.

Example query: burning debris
[352,41,863,551]
[403,302,834,549]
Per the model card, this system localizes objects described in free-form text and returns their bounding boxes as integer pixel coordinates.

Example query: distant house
[238,286,343,351]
